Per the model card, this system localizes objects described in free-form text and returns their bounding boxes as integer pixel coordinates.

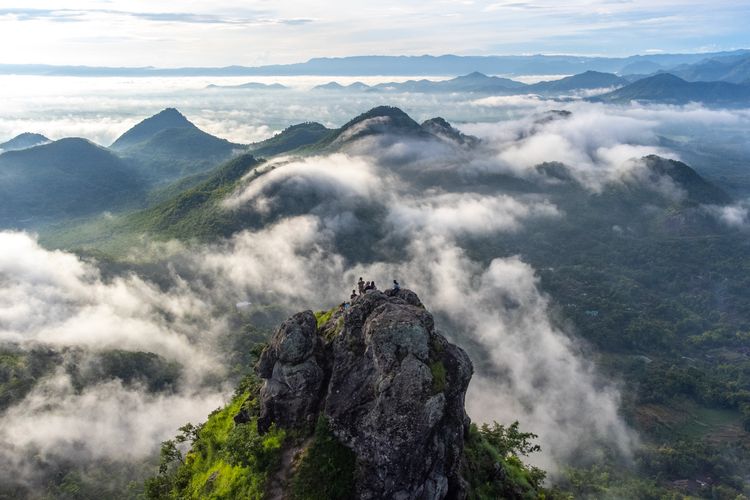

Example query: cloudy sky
[0,0,748,67]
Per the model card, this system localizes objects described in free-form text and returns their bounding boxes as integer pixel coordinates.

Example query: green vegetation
[145,378,287,499]
[143,341,546,500]
[463,421,555,500]
[0,138,145,226]
[290,416,356,500]
[123,153,262,241]
[0,346,60,410]
[315,306,348,341]
[430,360,447,393]
[314,306,337,329]
[118,127,246,185]
[560,437,750,500]
[73,350,182,393]
[41,153,263,254]
[249,122,331,158]
[5,106,749,498]
[111,108,245,185]
[144,372,356,500]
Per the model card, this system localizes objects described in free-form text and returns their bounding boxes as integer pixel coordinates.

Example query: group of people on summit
[338,278,400,315]
[349,277,400,301]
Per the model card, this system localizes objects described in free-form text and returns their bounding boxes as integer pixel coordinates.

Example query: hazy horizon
[1,1,749,67]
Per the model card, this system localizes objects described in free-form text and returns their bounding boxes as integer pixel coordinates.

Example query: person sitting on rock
[370,281,377,291]
[364,281,372,292]
[393,280,400,292]
[358,277,365,295]
[350,290,358,300]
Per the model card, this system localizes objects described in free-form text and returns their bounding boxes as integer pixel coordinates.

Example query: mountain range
[308,69,750,104]
[2,50,748,77]
[1,103,737,234]
[1,85,746,233]
[665,53,750,84]
[313,71,624,94]
[37,105,732,254]
[592,73,750,104]
[312,71,627,95]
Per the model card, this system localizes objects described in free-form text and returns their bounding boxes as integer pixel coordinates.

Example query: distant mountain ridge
[370,72,527,93]
[593,73,750,104]
[641,155,731,205]
[0,132,50,152]
[526,71,627,92]
[2,50,748,77]
[668,53,750,84]
[312,71,626,94]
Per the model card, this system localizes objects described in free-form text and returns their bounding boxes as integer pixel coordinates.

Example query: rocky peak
[255,288,473,499]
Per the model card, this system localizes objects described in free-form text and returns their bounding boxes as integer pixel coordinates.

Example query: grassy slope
[40,153,262,254]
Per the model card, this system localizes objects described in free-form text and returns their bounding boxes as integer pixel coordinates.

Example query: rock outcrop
[256,310,327,433]
[255,289,473,500]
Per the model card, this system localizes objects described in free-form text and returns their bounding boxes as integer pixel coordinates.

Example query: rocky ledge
[254,288,473,500]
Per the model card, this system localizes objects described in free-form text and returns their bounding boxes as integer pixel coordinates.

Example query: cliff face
[255,289,473,500]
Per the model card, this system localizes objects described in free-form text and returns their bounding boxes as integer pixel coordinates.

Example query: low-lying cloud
[1,371,224,463]
[388,192,561,236]
[0,231,236,489]
[193,147,638,474]
[703,200,750,229]
[3,89,749,490]
[0,231,221,376]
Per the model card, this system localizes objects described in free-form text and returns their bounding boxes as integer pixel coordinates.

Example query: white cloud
[223,154,385,211]
[0,0,748,66]
[0,231,225,377]
[703,200,750,228]
[471,94,546,107]
[388,192,560,236]
[0,372,225,463]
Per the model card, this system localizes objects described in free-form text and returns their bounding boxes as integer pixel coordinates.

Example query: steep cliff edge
[255,289,473,499]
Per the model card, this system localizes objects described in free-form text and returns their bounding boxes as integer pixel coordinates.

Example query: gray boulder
[256,310,326,433]
[255,289,473,499]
